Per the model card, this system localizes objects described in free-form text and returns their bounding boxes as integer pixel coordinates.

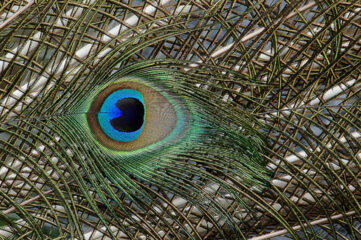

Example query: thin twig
[0,0,34,29]
[249,210,356,240]
[2,179,75,214]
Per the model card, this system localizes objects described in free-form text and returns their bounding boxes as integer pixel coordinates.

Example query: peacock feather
[0,0,360,239]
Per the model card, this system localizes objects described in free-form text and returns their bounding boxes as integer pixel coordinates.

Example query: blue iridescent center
[98,89,145,142]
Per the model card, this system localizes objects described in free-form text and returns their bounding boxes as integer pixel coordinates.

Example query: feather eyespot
[87,80,180,151]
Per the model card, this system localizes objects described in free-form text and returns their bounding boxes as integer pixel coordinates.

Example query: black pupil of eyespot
[110,98,144,132]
